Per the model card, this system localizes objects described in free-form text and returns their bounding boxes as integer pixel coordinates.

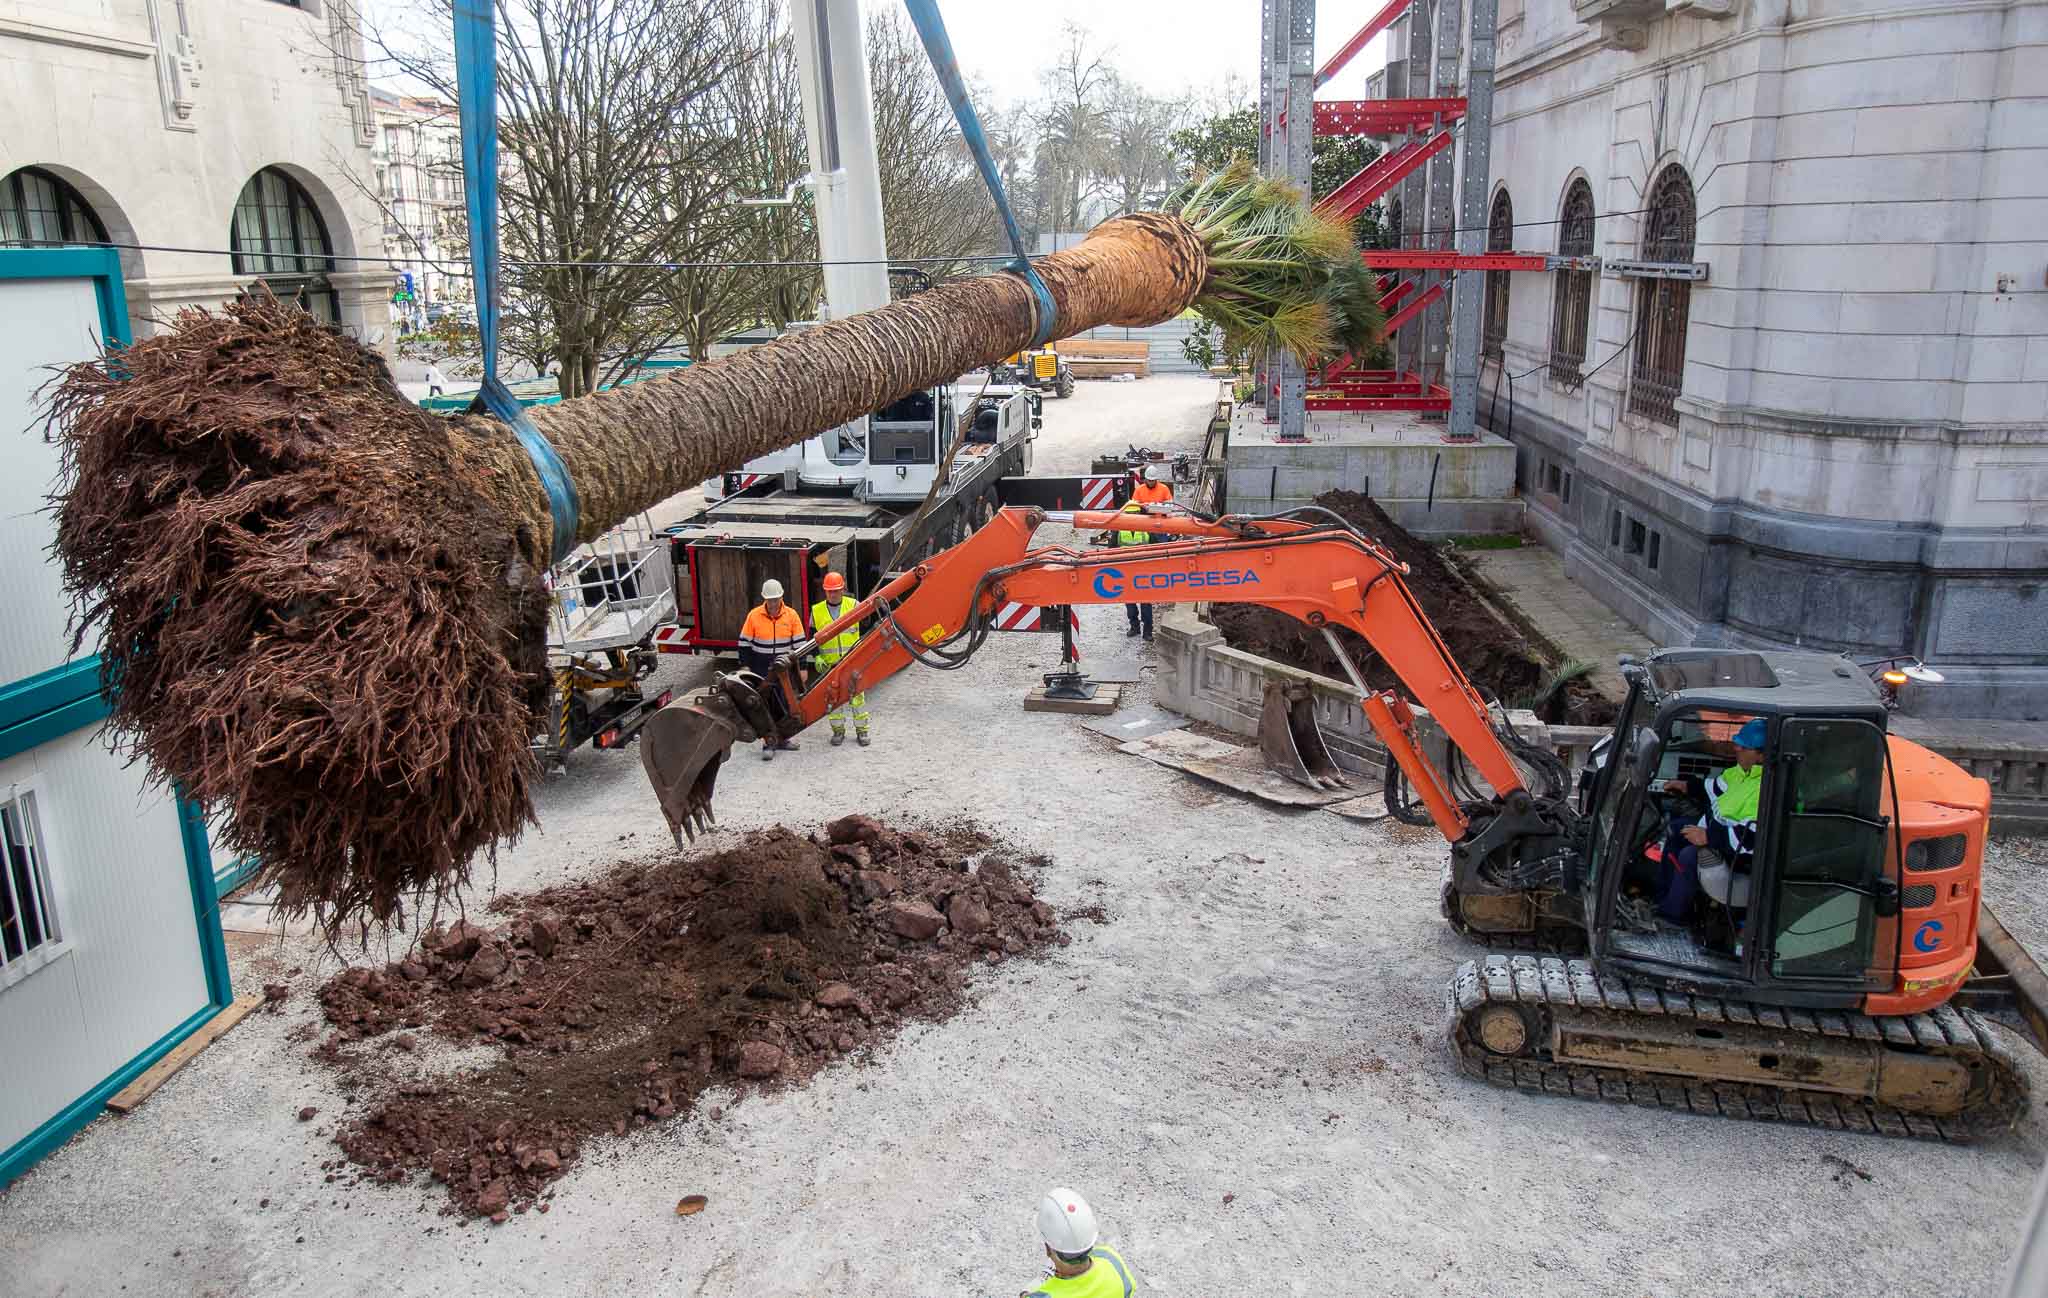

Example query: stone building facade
[369,86,467,328]
[0,0,389,346]
[1422,0,2045,717]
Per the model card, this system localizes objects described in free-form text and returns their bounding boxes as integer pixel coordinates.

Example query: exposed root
[45,294,553,940]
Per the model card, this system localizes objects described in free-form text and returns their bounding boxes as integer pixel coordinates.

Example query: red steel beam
[1307,395,1452,412]
[1314,127,1454,221]
[1364,249,1550,271]
[1315,0,1410,87]
[1380,281,1445,335]
[1313,97,1467,136]
[1378,279,1416,311]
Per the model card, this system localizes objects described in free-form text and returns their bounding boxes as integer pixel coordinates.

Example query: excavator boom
[642,503,1560,861]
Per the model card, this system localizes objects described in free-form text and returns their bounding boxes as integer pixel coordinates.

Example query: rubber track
[1445,952,2031,1142]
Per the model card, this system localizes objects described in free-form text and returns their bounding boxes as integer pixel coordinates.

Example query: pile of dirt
[310,816,1062,1221]
[1211,490,1611,725]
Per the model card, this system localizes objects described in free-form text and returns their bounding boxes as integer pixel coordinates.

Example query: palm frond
[1174,155,1381,367]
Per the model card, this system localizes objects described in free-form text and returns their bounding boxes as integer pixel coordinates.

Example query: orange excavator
[640,501,2048,1140]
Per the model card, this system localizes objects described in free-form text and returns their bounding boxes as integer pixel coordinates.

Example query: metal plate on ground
[1119,729,1358,808]
[1082,708,1191,744]
[1323,787,1391,822]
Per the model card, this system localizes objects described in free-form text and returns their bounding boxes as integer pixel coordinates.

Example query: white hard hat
[1037,1187,1099,1256]
[1143,464,1161,481]
[761,578,784,600]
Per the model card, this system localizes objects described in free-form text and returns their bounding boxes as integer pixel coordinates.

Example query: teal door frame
[0,246,233,1190]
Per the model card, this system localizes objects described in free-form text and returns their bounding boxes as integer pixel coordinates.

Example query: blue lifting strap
[453,0,580,562]
[901,0,1059,348]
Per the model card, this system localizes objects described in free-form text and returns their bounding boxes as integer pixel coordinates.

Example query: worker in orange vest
[739,578,805,761]
[1131,463,1173,506]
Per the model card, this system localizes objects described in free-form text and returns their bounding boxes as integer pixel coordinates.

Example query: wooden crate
[690,543,811,641]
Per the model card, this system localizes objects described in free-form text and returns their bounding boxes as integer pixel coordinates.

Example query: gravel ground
[4,374,2046,1296]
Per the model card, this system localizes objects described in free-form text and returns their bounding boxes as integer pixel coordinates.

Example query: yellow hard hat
[1121,501,1142,512]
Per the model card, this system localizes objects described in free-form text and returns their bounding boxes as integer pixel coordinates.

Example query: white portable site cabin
[0,247,234,1189]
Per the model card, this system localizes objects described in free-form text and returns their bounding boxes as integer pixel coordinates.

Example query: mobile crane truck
[638,500,2048,1140]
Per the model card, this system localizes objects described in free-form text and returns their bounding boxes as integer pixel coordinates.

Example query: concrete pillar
[1274,0,1315,442]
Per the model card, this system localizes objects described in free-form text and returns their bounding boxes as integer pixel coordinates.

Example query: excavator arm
[642,505,1575,890]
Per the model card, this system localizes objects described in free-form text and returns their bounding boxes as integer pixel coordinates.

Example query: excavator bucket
[1259,679,1350,792]
[1970,902,2048,1057]
[639,701,738,849]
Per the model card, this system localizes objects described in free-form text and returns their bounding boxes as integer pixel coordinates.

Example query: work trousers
[816,654,868,735]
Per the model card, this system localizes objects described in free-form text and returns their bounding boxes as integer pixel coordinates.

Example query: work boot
[830,730,846,747]
[760,743,775,762]
[1143,630,1153,642]
[776,739,800,752]
[856,730,871,747]
[1125,624,1141,638]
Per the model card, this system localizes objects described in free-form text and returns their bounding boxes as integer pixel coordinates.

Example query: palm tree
[47,164,1381,935]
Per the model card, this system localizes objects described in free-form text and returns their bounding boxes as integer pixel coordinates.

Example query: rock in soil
[309,820,1061,1218]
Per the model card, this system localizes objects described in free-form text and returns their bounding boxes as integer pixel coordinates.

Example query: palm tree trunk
[475,211,1208,555]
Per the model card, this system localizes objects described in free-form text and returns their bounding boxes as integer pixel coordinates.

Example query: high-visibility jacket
[739,603,805,661]
[1703,762,1763,856]
[1114,508,1149,547]
[1024,1245,1137,1298]
[811,596,860,664]
[1132,479,1172,505]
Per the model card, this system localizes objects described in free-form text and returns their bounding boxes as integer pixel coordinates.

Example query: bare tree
[652,0,815,360]
[365,0,757,398]
[866,7,1003,278]
[1031,23,1116,240]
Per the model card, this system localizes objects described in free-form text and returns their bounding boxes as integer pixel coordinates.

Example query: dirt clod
[310,820,1059,1217]
[885,898,946,941]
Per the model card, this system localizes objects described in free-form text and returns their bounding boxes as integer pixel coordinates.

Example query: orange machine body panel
[1865,736,1992,1016]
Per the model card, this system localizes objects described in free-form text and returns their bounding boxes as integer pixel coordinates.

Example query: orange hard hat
[822,570,846,592]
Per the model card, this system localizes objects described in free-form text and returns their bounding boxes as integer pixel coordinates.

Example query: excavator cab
[1580,649,1907,1006]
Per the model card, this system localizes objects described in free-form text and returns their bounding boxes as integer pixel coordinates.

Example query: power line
[1,199,1686,274]
[0,236,1014,275]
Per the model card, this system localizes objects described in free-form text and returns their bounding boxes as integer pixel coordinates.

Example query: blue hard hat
[1733,718,1767,750]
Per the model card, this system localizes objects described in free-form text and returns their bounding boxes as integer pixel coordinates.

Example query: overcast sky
[364,0,1390,112]
[938,0,1389,107]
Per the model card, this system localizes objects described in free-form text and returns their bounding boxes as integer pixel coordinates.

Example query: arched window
[230,168,339,322]
[1482,189,1513,359]
[1548,179,1595,384]
[1628,165,1695,424]
[0,167,109,247]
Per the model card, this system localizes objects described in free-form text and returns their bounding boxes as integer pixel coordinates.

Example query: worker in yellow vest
[1020,1188,1137,1297]
[811,571,869,747]
[1113,501,1153,642]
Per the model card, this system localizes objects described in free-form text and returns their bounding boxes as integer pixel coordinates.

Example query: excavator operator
[1654,716,1766,920]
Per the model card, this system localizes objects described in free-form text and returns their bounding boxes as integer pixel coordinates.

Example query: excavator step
[1444,952,2031,1142]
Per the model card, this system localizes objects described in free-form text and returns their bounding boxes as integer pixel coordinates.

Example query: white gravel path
[4,375,2045,1296]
